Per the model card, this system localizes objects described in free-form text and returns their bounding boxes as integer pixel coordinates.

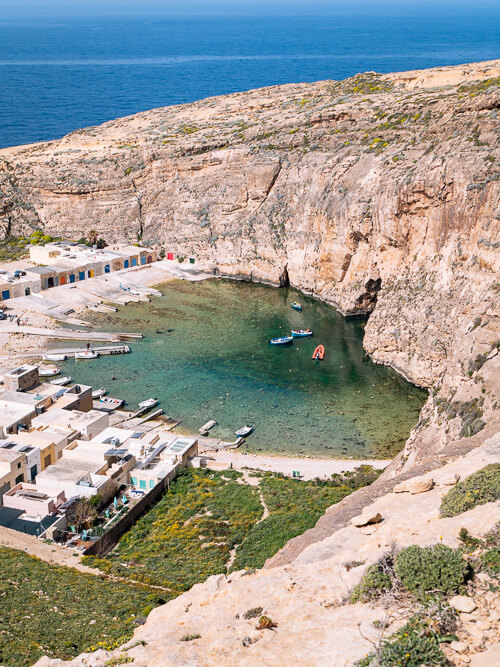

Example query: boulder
[450,641,468,654]
[350,512,382,527]
[393,477,434,494]
[450,596,477,613]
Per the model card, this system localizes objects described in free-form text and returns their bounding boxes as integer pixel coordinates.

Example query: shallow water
[59,279,426,458]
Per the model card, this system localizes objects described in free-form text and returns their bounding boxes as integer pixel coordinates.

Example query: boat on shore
[75,350,99,359]
[269,336,293,346]
[43,353,66,362]
[291,302,302,311]
[236,425,253,437]
[51,376,71,386]
[38,366,60,377]
[312,345,325,360]
[99,396,124,409]
[291,329,313,338]
[139,398,158,410]
[92,388,107,399]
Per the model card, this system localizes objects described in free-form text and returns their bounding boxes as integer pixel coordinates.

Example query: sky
[1,0,499,18]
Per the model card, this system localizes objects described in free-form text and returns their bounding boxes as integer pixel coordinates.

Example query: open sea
[1,10,499,148]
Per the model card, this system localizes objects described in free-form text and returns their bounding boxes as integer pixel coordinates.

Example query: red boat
[312,345,325,360]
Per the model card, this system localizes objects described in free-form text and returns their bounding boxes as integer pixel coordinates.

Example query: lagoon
[60,279,426,458]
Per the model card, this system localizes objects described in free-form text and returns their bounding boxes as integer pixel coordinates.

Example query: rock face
[1,60,499,474]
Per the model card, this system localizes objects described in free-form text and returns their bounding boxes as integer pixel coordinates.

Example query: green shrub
[394,544,469,597]
[480,547,500,575]
[358,615,447,666]
[440,464,500,517]
[350,560,393,603]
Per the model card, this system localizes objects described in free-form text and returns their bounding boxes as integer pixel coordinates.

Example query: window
[149,480,154,488]
[17,462,21,469]
[139,480,147,490]
[58,451,62,458]
[131,477,137,486]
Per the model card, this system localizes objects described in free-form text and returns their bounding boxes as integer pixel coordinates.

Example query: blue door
[69,274,76,283]
[79,271,85,281]
[124,259,129,268]
[131,258,137,267]
[105,264,110,273]
[2,290,10,300]
[140,255,146,265]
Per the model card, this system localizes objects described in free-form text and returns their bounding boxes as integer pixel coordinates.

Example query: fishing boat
[291,329,313,338]
[139,398,158,410]
[92,388,107,399]
[99,396,124,409]
[43,353,66,362]
[269,336,293,345]
[291,302,302,311]
[51,376,71,386]
[312,345,325,360]
[38,366,60,377]
[236,425,253,437]
[75,350,99,359]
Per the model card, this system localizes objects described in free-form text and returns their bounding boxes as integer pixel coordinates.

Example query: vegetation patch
[350,556,393,603]
[440,464,500,517]
[0,547,163,667]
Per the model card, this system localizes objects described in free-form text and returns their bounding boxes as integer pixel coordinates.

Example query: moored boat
[51,376,71,386]
[99,396,124,408]
[312,345,325,360]
[92,388,107,399]
[236,425,253,437]
[291,329,313,338]
[75,350,99,359]
[291,302,302,311]
[43,353,66,362]
[38,366,60,377]
[139,398,158,410]
[269,336,293,346]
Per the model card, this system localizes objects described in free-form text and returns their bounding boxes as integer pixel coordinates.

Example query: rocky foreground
[1,60,499,664]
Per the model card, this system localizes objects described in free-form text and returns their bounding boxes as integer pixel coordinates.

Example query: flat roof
[0,507,59,536]
[0,401,35,423]
[26,266,56,276]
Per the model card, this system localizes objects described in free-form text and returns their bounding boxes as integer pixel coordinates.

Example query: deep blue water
[0,12,499,148]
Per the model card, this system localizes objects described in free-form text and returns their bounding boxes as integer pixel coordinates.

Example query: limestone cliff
[5,59,498,667]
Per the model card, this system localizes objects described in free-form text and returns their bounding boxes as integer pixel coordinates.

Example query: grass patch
[232,466,381,570]
[440,464,500,517]
[0,547,163,667]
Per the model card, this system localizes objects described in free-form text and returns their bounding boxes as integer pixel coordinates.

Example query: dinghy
[38,366,60,377]
[51,376,71,386]
[43,353,66,362]
[99,396,124,409]
[92,388,107,399]
[312,345,325,360]
[139,398,158,410]
[291,302,302,311]
[269,336,293,345]
[291,329,313,338]
[75,350,99,359]
[236,425,253,437]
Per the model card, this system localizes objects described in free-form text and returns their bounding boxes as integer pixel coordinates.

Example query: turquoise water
[59,279,426,458]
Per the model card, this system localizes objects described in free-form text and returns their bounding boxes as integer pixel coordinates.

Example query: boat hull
[291,330,313,337]
[312,345,325,360]
[269,336,293,345]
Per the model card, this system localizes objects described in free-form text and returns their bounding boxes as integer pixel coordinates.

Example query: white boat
[38,366,60,377]
[139,398,158,410]
[51,376,71,386]
[99,396,124,408]
[43,353,67,362]
[235,425,253,437]
[75,350,99,359]
[92,387,107,399]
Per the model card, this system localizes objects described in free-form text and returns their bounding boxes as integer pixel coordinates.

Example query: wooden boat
[43,353,66,362]
[92,388,107,399]
[75,350,99,359]
[312,345,325,360]
[139,398,158,410]
[291,302,302,311]
[99,396,124,409]
[51,376,71,386]
[269,336,293,346]
[38,366,60,377]
[291,329,313,338]
[236,425,253,437]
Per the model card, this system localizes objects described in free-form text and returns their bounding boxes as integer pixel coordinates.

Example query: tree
[87,229,98,246]
[66,498,97,532]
